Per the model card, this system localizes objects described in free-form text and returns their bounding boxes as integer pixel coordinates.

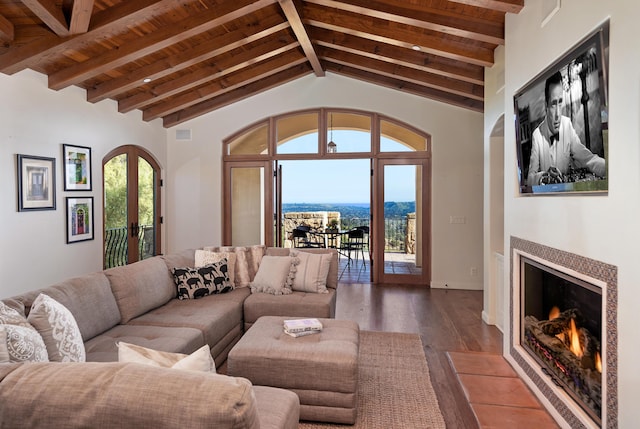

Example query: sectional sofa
[0,246,339,428]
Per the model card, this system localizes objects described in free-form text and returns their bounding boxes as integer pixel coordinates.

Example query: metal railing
[104,225,156,268]
[292,216,408,253]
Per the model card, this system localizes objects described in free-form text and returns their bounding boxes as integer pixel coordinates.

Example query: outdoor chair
[339,228,366,266]
[292,226,325,248]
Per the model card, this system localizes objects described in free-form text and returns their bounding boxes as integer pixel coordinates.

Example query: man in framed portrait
[527,71,606,186]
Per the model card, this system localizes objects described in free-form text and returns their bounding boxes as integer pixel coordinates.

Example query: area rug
[298,331,446,429]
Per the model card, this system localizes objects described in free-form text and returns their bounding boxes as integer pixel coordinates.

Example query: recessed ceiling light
[143,78,152,83]
[411,45,421,51]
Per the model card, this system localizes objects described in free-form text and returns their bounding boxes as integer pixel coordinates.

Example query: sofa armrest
[0,362,261,429]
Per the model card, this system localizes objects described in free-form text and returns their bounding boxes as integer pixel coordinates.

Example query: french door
[103,145,162,268]
[222,160,274,246]
[373,158,430,284]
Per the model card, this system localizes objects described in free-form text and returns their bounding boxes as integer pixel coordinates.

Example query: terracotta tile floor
[447,351,560,429]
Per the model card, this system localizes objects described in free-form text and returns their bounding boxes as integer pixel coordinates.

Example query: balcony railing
[104,225,156,268]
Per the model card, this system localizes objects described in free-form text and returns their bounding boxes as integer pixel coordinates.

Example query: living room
[0,1,638,427]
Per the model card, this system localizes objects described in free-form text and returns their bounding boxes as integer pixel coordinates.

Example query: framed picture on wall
[513,21,609,195]
[17,154,56,211]
[63,144,92,191]
[66,197,94,243]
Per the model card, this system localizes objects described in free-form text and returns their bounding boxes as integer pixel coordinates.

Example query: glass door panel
[374,159,429,285]
[104,154,128,268]
[138,156,156,261]
[230,166,266,246]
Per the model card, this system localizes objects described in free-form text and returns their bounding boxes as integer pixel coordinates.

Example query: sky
[279,131,417,204]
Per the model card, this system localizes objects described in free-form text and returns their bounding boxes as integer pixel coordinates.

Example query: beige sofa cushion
[127,288,248,349]
[3,272,121,342]
[105,257,176,324]
[83,324,205,363]
[0,362,261,429]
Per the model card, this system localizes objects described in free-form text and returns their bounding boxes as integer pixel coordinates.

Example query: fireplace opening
[520,256,602,425]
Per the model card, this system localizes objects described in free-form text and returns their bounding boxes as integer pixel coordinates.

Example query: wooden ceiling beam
[69,0,94,34]
[48,0,274,90]
[0,13,14,42]
[20,0,69,36]
[311,27,483,85]
[119,37,299,113]
[304,2,494,67]
[317,46,483,101]
[0,0,181,74]
[163,63,311,128]
[306,0,504,45]
[143,51,307,121]
[325,61,483,112]
[447,0,524,14]
[89,17,290,103]
[277,0,323,76]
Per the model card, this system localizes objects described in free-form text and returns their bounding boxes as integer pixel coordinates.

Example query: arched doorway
[222,108,431,285]
[103,145,162,268]
[483,114,505,330]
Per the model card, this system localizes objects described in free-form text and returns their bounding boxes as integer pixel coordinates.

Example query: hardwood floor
[335,273,503,428]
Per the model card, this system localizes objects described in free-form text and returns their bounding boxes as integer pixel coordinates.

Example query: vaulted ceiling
[0,0,523,128]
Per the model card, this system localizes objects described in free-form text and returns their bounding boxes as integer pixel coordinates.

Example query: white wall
[166,72,484,289]
[496,0,640,425]
[0,70,166,298]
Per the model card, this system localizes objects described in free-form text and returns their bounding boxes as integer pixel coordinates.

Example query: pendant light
[327,113,337,153]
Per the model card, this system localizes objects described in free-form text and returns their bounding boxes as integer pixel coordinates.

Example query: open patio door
[373,158,430,285]
[223,161,274,246]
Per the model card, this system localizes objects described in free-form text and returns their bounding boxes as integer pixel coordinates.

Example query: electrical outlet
[470,267,478,276]
[449,216,466,224]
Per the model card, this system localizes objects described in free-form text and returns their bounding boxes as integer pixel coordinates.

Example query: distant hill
[282,202,415,219]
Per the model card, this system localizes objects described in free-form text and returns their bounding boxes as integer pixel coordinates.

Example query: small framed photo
[17,154,56,211]
[63,144,92,191]
[66,197,94,243]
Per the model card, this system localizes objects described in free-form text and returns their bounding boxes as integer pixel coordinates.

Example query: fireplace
[521,257,602,424]
[509,237,617,429]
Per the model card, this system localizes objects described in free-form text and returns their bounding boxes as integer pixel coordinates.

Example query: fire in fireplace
[520,257,602,425]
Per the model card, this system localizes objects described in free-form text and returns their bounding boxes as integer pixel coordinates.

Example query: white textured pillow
[118,342,216,373]
[292,251,332,293]
[250,255,296,295]
[0,324,49,363]
[27,294,86,362]
[195,250,236,286]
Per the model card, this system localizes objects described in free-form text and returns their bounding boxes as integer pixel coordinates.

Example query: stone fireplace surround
[509,237,618,429]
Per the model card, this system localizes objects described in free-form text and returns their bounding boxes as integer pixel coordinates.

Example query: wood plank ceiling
[0,0,523,128]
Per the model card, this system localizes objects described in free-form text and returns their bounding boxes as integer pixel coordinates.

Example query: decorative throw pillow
[250,255,297,295]
[291,251,332,294]
[0,324,49,363]
[27,294,86,362]
[0,301,31,327]
[216,246,252,287]
[117,342,216,373]
[171,260,233,300]
[195,250,237,286]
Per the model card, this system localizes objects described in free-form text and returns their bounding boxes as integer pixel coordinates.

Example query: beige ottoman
[227,316,360,424]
